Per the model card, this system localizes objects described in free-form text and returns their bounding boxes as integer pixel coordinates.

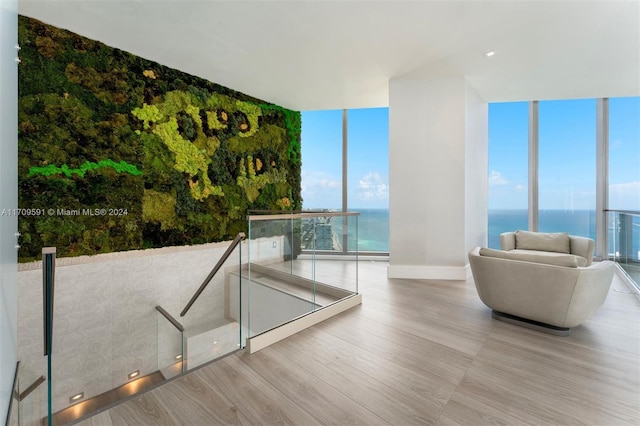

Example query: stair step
[51,370,165,425]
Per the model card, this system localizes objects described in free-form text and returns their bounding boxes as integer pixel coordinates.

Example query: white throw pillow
[515,230,571,254]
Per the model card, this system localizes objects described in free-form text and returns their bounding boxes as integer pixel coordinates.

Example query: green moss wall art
[17,16,302,262]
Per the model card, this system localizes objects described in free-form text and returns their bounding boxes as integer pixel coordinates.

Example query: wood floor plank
[445,358,638,426]
[269,326,458,425]
[75,410,113,426]
[108,391,180,426]
[313,310,474,387]
[197,355,322,425]
[91,261,640,426]
[357,295,491,357]
[238,349,389,425]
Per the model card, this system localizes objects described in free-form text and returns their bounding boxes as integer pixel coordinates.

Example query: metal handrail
[605,209,640,216]
[180,232,245,317]
[19,375,46,401]
[155,306,184,332]
[247,211,359,221]
[6,362,19,426]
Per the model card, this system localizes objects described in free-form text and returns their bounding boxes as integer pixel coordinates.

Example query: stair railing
[19,375,47,402]
[180,232,245,317]
[155,306,184,332]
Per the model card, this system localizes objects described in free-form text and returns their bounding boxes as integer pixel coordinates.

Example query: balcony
[608,210,640,289]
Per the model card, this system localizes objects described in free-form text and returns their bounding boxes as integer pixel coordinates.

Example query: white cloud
[489,170,508,186]
[301,171,341,197]
[514,184,525,191]
[356,172,388,201]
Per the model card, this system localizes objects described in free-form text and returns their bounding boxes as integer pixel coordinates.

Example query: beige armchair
[468,231,615,335]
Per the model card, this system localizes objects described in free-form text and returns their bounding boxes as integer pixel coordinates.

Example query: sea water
[336,209,639,258]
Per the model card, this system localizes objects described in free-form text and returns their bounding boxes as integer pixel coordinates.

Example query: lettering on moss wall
[17,16,302,262]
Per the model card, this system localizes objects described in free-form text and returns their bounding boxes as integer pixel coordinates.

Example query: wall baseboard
[387,264,471,281]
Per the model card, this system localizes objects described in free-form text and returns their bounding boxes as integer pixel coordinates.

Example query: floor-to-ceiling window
[488,96,639,286]
[609,97,640,212]
[538,99,597,240]
[301,108,389,254]
[487,102,528,248]
[347,108,389,252]
[608,97,640,285]
[299,110,343,210]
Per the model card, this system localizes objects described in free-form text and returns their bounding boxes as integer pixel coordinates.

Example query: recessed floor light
[175,354,182,360]
[69,392,84,403]
[485,50,496,57]
[128,370,140,380]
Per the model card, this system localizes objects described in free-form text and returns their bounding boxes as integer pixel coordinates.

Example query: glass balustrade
[608,210,640,288]
[16,213,360,424]
[179,240,243,371]
[12,363,48,426]
[243,211,359,343]
[16,236,244,425]
[156,307,184,380]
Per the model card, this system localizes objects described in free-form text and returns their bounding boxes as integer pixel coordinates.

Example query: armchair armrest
[569,235,595,266]
[499,232,516,251]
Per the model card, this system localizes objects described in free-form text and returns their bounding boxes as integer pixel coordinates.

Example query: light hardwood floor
[79,260,640,426]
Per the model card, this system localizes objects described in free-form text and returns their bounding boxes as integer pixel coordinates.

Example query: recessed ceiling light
[485,51,496,57]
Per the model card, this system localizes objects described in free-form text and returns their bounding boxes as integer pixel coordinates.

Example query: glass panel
[609,97,640,212]
[156,310,183,380]
[539,99,596,241]
[181,242,243,370]
[246,213,359,340]
[17,363,48,426]
[608,212,640,287]
[247,216,315,338]
[488,102,528,248]
[300,110,343,210]
[347,108,389,252]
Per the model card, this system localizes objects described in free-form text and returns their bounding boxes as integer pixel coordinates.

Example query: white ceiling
[18,0,640,111]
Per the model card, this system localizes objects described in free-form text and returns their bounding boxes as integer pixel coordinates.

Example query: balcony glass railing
[241,211,359,344]
[607,210,640,289]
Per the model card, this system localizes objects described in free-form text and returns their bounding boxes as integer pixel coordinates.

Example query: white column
[0,0,19,421]
[388,76,487,280]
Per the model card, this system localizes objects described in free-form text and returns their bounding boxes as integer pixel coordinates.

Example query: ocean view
[334,209,639,258]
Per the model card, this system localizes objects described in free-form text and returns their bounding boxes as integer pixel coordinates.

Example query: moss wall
[17,16,301,262]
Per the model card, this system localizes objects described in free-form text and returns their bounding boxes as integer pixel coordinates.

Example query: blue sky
[301,97,639,211]
[301,108,389,209]
[489,97,639,211]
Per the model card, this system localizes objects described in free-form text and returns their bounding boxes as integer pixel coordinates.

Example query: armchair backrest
[499,231,594,266]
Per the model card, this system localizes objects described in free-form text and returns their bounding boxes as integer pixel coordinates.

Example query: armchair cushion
[479,247,578,268]
[515,230,570,253]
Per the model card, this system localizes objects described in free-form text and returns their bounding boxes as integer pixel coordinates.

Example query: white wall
[0,0,18,422]
[464,82,489,254]
[388,76,488,280]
